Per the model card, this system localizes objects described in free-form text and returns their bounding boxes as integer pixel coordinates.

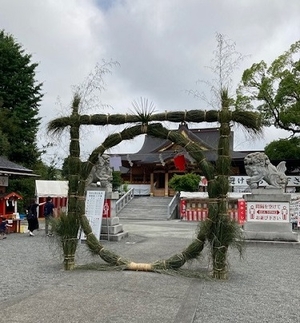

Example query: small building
[0,155,37,194]
[35,180,68,217]
[0,156,37,232]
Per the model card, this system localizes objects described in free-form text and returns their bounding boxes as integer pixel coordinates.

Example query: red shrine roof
[0,192,23,200]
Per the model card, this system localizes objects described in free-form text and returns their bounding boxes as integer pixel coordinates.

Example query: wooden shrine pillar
[164,172,169,197]
[150,173,154,196]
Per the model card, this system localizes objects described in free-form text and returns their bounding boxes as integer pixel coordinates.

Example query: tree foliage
[169,173,200,192]
[237,40,300,134]
[6,176,34,213]
[0,29,43,166]
[0,129,9,155]
[112,171,123,191]
[265,137,300,160]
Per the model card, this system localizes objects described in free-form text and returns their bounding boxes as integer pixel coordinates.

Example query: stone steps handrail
[167,191,180,220]
[116,188,135,215]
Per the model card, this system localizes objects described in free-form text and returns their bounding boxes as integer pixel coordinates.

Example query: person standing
[26,199,45,237]
[44,196,55,236]
[0,217,12,239]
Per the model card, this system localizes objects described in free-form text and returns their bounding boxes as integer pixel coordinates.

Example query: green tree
[34,158,63,180]
[8,177,35,212]
[0,30,43,166]
[112,171,123,191]
[61,156,71,180]
[0,129,9,155]
[237,40,300,134]
[265,137,300,161]
[169,173,200,192]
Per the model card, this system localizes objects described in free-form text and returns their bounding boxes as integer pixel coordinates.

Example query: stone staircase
[117,196,173,220]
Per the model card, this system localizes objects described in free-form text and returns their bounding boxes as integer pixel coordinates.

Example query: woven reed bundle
[46,91,261,278]
[79,114,141,125]
[79,212,130,266]
[231,110,262,133]
[151,232,206,271]
[79,209,207,272]
[82,123,169,178]
[147,124,215,180]
[150,110,219,123]
[47,117,73,135]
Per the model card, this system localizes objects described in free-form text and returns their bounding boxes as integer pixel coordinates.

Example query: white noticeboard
[247,201,290,223]
[0,176,8,186]
[81,190,105,241]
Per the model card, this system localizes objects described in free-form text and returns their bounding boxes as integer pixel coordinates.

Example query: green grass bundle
[51,212,80,270]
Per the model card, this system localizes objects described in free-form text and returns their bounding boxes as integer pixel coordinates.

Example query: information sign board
[81,190,105,240]
[0,176,8,186]
[247,201,289,223]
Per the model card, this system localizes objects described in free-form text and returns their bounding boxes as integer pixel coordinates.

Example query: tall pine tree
[0,30,43,167]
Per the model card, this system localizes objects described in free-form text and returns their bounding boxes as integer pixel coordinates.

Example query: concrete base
[100,231,129,241]
[243,222,299,242]
[101,224,123,235]
[102,217,120,226]
[246,188,289,201]
[243,230,299,242]
[105,191,119,200]
[243,189,298,242]
[244,222,292,233]
[100,216,128,241]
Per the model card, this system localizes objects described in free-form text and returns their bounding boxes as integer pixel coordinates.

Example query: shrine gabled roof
[117,149,248,166]
[115,124,248,165]
[136,124,233,154]
[0,191,23,200]
[0,156,37,177]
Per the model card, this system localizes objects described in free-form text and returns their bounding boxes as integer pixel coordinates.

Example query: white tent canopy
[35,180,68,197]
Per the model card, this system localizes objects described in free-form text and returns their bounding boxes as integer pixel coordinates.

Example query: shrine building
[114,123,251,197]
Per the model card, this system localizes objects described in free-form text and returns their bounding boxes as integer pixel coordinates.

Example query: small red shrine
[0,191,23,218]
[0,192,23,233]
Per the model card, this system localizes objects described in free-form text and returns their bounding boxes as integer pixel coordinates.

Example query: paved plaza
[1,219,299,323]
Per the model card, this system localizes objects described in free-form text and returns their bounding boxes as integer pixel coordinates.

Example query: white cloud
[1,0,299,165]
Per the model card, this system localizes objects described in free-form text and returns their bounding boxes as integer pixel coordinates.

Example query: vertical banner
[81,190,105,241]
[238,199,246,225]
[180,199,186,219]
[102,199,111,218]
[174,154,186,171]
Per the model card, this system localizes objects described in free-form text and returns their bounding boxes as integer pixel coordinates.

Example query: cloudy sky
[1,0,300,164]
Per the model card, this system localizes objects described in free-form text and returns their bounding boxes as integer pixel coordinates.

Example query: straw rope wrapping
[79,209,206,272]
[47,93,261,277]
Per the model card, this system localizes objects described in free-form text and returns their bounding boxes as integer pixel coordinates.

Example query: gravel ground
[1,220,299,323]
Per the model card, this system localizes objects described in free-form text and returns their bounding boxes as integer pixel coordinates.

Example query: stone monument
[242,152,298,242]
[85,154,128,241]
[86,154,113,192]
